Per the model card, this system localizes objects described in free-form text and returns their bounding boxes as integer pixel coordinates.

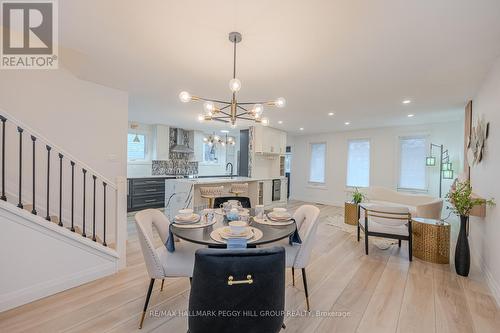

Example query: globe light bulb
[231,123,237,129]
[275,97,286,108]
[179,91,191,103]
[253,104,264,116]
[197,114,204,122]
[204,101,215,112]
[229,78,241,92]
[262,118,270,126]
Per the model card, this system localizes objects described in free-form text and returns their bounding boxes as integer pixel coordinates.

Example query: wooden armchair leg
[160,279,164,291]
[302,268,310,311]
[364,233,369,255]
[291,267,295,286]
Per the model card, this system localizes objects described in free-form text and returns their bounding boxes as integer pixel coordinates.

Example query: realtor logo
[1,0,58,69]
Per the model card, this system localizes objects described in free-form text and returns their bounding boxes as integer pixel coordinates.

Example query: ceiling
[59,0,500,134]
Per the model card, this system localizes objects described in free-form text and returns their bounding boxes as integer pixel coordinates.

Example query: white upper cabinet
[252,126,286,155]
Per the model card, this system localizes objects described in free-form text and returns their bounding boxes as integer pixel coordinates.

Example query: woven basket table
[412,217,450,264]
[344,202,358,226]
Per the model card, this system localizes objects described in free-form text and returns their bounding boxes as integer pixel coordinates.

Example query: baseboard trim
[0,263,116,313]
[470,244,500,308]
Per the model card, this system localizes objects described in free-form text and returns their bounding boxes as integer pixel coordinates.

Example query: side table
[412,217,450,264]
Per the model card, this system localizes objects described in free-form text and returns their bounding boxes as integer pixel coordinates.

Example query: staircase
[0,109,126,312]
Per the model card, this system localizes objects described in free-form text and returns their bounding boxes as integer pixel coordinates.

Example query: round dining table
[170,208,296,247]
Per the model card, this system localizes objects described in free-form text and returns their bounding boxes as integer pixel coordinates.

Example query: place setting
[253,207,295,226]
[172,208,218,229]
[210,220,263,245]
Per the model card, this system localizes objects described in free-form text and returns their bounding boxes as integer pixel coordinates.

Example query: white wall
[469,56,500,305]
[0,68,128,181]
[288,121,464,206]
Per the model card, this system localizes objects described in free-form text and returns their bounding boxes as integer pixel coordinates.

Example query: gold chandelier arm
[235,116,257,121]
[192,96,232,105]
[236,101,274,105]
[236,104,249,112]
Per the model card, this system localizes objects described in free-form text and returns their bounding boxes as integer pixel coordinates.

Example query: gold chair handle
[227,275,253,286]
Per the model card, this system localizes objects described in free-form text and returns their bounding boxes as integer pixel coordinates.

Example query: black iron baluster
[31,136,37,215]
[103,182,107,247]
[92,175,96,242]
[82,168,87,238]
[17,127,23,209]
[45,145,51,221]
[58,153,63,226]
[70,161,75,232]
[0,116,6,201]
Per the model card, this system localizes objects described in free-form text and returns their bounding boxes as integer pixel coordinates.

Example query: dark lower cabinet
[127,177,173,212]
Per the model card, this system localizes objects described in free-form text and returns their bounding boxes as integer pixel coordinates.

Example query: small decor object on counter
[345,188,366,225]
[446,180,495,276]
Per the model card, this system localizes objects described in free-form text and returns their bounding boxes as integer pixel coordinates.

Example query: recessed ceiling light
[278,120,283,124]
[344,122,350,125]
[402,99,412,104]
[407,114,414,118]
[220,130,229,133]
[328,112,334,116]
[299,127,304,131]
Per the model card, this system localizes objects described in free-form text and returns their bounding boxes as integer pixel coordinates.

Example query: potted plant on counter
[345,188,366,225]
[446,180,495,276]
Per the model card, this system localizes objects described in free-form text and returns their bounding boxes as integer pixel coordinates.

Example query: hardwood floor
[1,201,499,332]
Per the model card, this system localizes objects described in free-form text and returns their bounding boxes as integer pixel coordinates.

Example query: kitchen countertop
[167,176,286,185]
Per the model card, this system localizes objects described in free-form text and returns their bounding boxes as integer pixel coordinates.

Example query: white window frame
[308,142,327,187]
[346,138,371,188]
[397,135,429,192]
[127,132,149,162]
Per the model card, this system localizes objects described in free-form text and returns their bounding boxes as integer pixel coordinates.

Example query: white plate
[172,218,217,229]
[210,227,263,244]
[253,217,295,226]
[174,214,201,224]
[218,226,253,240]
[267,212,292,222]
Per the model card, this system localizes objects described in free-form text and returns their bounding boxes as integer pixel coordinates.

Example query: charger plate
[210,227,263,244]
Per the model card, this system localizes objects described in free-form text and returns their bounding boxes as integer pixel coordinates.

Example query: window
[309,143,326,184]
[399,136,427,190]
[203,143,219,164]
[346,139,370,187]
[127,133,146,161]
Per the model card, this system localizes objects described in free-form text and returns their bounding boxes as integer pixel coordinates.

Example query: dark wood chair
[357,204,412,261]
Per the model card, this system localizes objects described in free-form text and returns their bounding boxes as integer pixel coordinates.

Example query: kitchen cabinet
[252,126,286,155]
[262,180,273,206]
[127,177,174,212]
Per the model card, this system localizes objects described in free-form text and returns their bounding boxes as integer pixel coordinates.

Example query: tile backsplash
[152,159,198,175]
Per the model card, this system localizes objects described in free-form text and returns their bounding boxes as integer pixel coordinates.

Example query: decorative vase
[455,215,470,276]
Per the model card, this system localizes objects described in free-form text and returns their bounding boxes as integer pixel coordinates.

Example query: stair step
[22,204,60,224]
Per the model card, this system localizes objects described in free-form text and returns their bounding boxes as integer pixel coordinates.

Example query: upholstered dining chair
[188,247,286,333]
[273,204,321,311]
[357,204,412,261]
[213,196,252,209]
[135,209,203,329]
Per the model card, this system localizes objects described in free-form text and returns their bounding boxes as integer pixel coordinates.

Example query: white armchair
[357,204,412,261]
[275,204,320,311]
[135,209,203,329]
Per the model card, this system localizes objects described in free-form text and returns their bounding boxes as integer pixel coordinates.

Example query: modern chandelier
[178,32,286,127]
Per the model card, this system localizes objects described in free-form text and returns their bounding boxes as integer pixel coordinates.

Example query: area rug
[326,215,398,250]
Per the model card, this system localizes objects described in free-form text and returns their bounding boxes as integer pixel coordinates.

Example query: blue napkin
[289,219,302,245]
[165,224,175,252]
[227,237,248,249]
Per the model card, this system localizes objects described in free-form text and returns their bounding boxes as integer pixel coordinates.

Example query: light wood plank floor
[1,201,499,333]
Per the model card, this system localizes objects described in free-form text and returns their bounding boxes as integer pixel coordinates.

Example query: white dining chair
[274,204,320,311]
[135,209,203,329]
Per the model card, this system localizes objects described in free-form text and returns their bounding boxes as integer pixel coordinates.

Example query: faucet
[226,162,234,179]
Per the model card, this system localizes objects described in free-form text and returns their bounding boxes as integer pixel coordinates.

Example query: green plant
[351,187,366,205]
[446,180,495,216]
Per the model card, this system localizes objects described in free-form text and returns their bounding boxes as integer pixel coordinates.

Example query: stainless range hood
[170,128,194,153]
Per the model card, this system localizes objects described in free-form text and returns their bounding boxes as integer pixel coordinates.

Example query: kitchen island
[164,177,287,220]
